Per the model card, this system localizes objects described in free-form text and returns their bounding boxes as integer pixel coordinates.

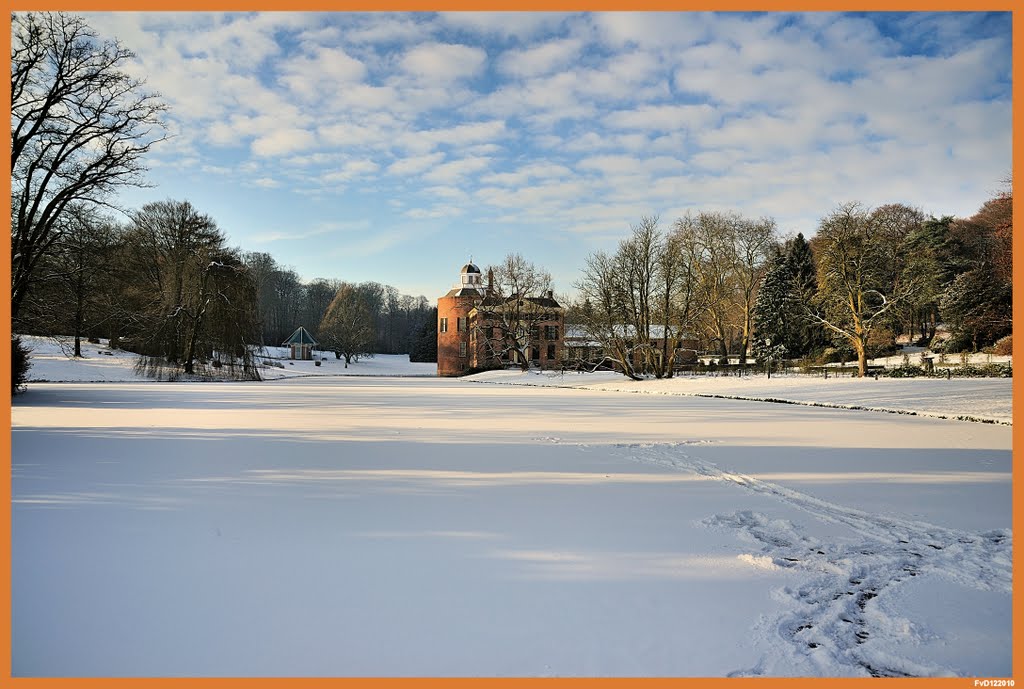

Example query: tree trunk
[855,338,868,378]
[184,268,212,375]
[73,271,85,357]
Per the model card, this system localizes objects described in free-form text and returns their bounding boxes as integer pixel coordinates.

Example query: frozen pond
[11,377,1012,677]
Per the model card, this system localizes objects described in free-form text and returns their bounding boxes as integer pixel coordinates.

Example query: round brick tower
[437,261,485,376]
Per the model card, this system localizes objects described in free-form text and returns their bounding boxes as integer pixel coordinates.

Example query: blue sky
[83,11,1012,300]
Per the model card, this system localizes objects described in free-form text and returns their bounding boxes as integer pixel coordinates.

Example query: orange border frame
[2,3,1019,688]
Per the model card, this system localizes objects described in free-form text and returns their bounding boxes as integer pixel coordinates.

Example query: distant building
[283,326,318,360]
[437,261,565,376]
[562,325,700,372]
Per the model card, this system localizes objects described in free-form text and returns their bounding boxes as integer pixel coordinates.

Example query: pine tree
[751,248,800,363]
[783,233,825,357]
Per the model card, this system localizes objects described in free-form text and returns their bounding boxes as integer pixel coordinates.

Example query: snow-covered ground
[11,362,1013,677]
[468,370,1013,425]
[17,335,436,381]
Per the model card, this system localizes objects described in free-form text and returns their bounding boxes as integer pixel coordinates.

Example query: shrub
[992,335,1012,356]
[866,327,897,359]
[12,336,32,395]
[942,331,975,354]
[817,347,853,364]
[885,365,924,378]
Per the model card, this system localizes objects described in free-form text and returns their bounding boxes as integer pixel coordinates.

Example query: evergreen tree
[940,270,1012,351]
[750,247,800,363]
[408,307,438,363]
[12,336,32,395]
[938,190,1012,350]
[783,233,825,356]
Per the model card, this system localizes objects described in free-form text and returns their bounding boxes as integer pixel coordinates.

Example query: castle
[437,261,564,376]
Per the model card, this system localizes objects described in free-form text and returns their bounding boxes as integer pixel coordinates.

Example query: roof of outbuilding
[283,326,318,346]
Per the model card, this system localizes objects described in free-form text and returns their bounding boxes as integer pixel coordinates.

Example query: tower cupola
[460,261,484,292]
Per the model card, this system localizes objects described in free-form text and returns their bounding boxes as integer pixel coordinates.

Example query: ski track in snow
[608,442,1012,678]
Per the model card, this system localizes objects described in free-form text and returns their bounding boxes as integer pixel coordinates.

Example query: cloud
[321,159,381,184]
[387,152,446,176]
[77,10,1012,289]
[421,156,493,184]
[475,181,590,210]
[251,128,317,157]
[393,120,507,155]
[422,185,470,201]
[319,119,399,148]
[591,12,709,49]
[279,46,367,101]
[341,13,432,45]
[604,104,716,131]
[576,155,686,176]
[498,38,583,78]
[437,12,573,39]
[558,131,651,154]
[481,162,573,186]
[405,205,465,219]
[399,42,487,82]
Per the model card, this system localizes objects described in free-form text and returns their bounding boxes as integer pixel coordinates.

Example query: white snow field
[11,367,1012,679]
[468,370,1013,425]
[18,335,437,382]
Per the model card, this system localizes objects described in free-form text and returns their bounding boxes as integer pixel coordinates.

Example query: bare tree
[810,202,924,377]
[319,282,376,366]
[676,212,736,361]
[36,204,121,357]
[575,217,696,379]
[575,249,640,378]
[11,12,166,324]
[125,200,231,375]
[301,278,342,340]
[728,215,776,368]
[476,254,556,372]
[674,211,774,365]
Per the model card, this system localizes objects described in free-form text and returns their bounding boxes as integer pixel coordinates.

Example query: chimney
[487,268,494,293]
[546,290,553,300]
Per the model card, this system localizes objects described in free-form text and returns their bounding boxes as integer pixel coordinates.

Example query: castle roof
[444,286,486,298]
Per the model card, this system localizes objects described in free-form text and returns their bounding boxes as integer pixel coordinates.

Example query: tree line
[571,192,1011,379]
[14,198,436,380]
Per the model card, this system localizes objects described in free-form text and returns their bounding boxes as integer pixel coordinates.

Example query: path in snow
[612,442,1013,678]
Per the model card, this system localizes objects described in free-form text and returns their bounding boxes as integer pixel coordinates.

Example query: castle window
[545,326,559,340]
[459,342,467,358]
[439,317,448,333]
[458,316,467,332]
[547,343,556,361]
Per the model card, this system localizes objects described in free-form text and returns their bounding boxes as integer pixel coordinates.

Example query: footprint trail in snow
[611,442,1012,678]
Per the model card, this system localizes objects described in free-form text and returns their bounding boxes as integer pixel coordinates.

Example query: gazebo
[283,326,318,360]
